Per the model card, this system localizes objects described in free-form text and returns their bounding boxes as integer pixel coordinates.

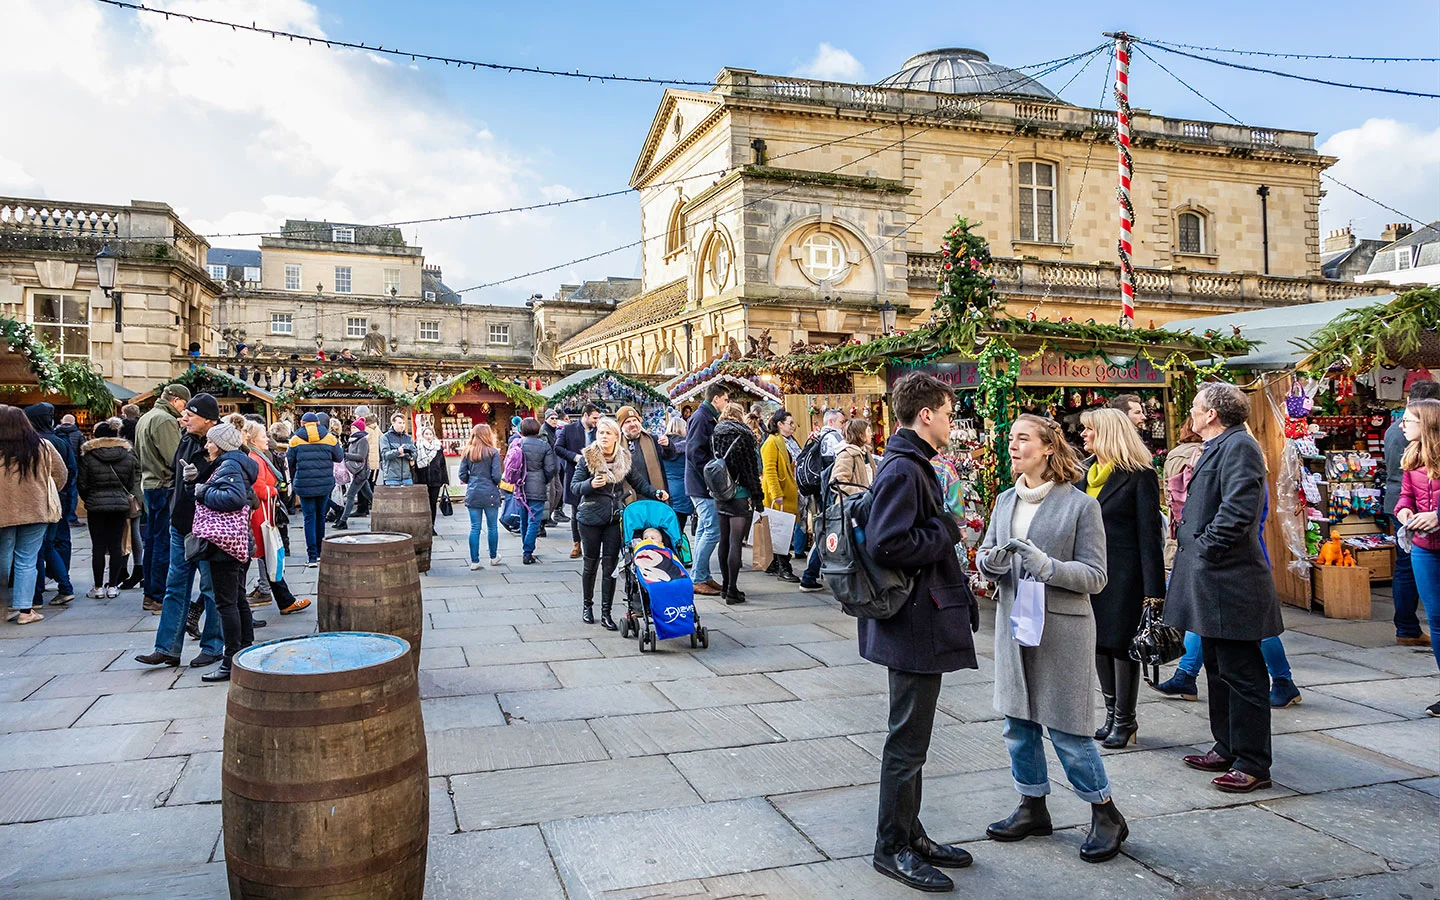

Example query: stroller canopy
[623,500,682,544]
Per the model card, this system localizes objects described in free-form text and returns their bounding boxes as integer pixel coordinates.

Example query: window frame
[334,266,353,294]
[207,264,228,281]
[664,201,686,257]
[332,226,355,243]
[242,266,261,283]
[417,320,441,342]
[1016,160,1058,244]
[1396,247,1413,270]
[284,264,302,291]
[270,312,294,335]
[383,268,401,295]
[798,232,849,283]
[1177,211,1206,255]
[346,316,368,339]
[488,323,511,346]
[29,290,90,362]
[424,290,437,302]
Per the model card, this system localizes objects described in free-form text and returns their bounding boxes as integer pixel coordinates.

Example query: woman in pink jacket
[1394,398,1440,716]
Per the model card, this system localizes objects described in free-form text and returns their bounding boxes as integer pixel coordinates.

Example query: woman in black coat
[1078,408,1166,749]
[76,421,141,599]
[709,403,764,604]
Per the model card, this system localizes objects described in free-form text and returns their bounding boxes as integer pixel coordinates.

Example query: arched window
[1017,161,1057,243]
[800,232,849,282]
[1177,211,1205,254]
[665,202,686,256]
[704,231,732,291]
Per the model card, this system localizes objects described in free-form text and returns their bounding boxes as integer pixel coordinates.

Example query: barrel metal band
[225,692,414,727]
[222,749,428,803]
[225,832,428,888]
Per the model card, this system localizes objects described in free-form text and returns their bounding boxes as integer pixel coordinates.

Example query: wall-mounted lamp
[95,244,121,332]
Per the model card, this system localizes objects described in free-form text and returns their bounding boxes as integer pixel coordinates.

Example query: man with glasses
[1383,379,1440,646]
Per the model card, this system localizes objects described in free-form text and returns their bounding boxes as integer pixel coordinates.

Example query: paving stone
[498,683,675,723]
[768,663,891,699]
[19,632,154,656]
[430,776,457,835]
[753,694,958,741]
[1268,631,1358,656]
[1122,805,1387,891]
[1263,782,1440,866]
[419,625,520,649]
[445,594,544,612]
[654,673,794,709]
[849,721,1014,776]
[1289,653,1411,688]
[0,696,92,734]
[429,609,541,629]
[1324,719,1440,772]
[26,613,150,636]
[541,797,822,896]
[417,645,468,670]
[0,637,43,658]
[428,721,609,776]
[1402,776,1439,797]
[719,605,850,627]
[0,805,220,889]
[4,862,229,900]
[147,716,225,757]
[25,668,181,700]
[1311,675,1440,719]
[1271,731,1433,793]
[0,757,185,823]
[75,685,228,726]
[716,623,842,646]
[0,675,52,703]
[590,706,784,758]
[452,756,701,829]
[793,639,865,667]
[694,644,823,676]
[1121,699,1225,751]
[165,752,220,806]
[935,680,1004,722]
[548,654,715,688]
[461,639,601,666]
[419,663,559,698]
[1324,646,1440,678]
[1300,862,1440,900]
[1285,619,1400,650]
[421,695,506,731]
[515,622,619,642]
[670,736,880,801]
[1083,746,1296,817]
[425,826,565,900]
[0,721,167,771]
[5,650,121,675]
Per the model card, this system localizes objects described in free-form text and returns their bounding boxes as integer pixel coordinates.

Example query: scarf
[1086,461,1113,499]
[416,435,442,470]
[630,434,665,498]
[582,442,631,487]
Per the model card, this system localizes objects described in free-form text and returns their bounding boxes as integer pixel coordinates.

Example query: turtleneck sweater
[1012,476,1056,541]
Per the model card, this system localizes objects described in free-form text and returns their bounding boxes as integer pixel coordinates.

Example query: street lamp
[96,244,121,332]
[877,300,898,336]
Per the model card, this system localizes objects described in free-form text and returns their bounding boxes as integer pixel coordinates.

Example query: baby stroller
[619,500,708,652]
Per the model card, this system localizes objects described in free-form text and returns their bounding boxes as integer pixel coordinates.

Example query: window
[31,292,89,361]
[418,321,441,342]
[665,202,686,256]
[1017,161,1057,243]
[383,268,401,295]
[284,264,302,291]
[346,316,368,339]
[270,312,294,335]
[424,291,437,302]
[1177,212,1205,254]
[799,232,849,282]
[207,264,227,280]
[242,266,261,283]
[488,323,510,345]
[707,236,731,290]
[332,226,355,243]
[1396,248,1413,270]
[334,266,352,293]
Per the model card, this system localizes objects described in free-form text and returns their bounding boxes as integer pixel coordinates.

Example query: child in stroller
[620,500,708,652]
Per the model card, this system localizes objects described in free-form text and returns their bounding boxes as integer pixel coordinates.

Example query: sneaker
[469,561,485,571]
[798,580,825,593]
[85,587,106,600]
[142,597,163,613]
[249,594,273,608]
[523,555,536,565]
[1427,700,1440,718]
[279,598,312,615]
[306,560,318,568]
[13,610,43,625]
[490,557,503,566]
[1150,670,1199,701]
[49,593,75,607]
[105,586,119,599]
[1269,677,1302,709]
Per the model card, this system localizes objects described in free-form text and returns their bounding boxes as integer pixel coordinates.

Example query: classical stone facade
[0,198,217,390]
[559,48,1392,370]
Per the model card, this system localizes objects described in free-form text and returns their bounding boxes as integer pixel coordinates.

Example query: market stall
[1,314,116,422]
[412,367,545,481]
[541,368,669,428]
[666,358,784,422]
[273,370,413,442]
[137,365,276,422]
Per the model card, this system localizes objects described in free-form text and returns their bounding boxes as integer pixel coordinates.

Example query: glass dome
[876,48,1058,100]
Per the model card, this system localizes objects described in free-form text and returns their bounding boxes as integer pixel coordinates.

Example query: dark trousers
[299,495,327,563]
[579,521,623,609]
[34,520,74,602]
[87,511,129,587]
[209,556,254,663]
[1201,636,1272,779]
[571,503,582,543]
[143,487,172,600]
[1388,514,1421,637]
[876,669,943,855]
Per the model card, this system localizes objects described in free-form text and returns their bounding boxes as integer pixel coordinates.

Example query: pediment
[630,91,725,188]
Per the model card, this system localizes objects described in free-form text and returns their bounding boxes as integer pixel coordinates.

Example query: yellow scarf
[1086,461,1113,499]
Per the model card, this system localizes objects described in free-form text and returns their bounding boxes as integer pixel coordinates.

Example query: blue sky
[4,0,1438,303]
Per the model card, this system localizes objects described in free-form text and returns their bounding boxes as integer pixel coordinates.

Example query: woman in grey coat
[976,414,1128,864]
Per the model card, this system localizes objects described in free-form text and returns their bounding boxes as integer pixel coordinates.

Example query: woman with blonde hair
[831,417,875,498]
[459,424,504,570]
[1395,398,1440,714]
[1078,407,1165,749]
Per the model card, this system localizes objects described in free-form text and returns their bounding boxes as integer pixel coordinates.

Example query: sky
[3,0,1438,305]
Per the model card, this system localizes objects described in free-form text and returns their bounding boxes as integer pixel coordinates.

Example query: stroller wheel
[621,616,633,638]
[639,628,654,653]
[697,626,709,649]
[690,633,698,649]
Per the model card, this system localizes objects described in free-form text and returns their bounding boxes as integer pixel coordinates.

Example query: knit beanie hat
[614,406,639,428]
[301,412,319,424]
[186,392,221,422]
[207,422,243,453]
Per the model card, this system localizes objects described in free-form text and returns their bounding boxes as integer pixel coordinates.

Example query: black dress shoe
[911,834,973,869]
[985,795,1053,842]
[872,847,953,893]
[134,651,180,667]
[201,663,232,683]
[1079,801,1128,862]
[188,652,222,668]
[252,618,267,628]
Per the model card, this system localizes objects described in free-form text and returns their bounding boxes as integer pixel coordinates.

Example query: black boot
[184,602,202,640]
[1095,693,1116,742]
[201,659,232,682]
[776,556,801,584]
[763,558,780,576]
[599,600,618,632]
[582,601,595,625]
[1094,652,1116,741]
[985,795,1053,842]
[1103,662,1140,749]
[1079,801,1128,862]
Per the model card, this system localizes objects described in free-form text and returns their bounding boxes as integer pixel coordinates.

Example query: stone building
[558,47,1392,371]
[1321,227,1387,282]
[0,197,218,390]
[1356,222,1440,287]
[530,276,642,369]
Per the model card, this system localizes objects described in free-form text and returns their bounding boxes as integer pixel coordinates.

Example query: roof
[560,279,687,350]
[421,269,461,304]
[105,380,137,401]
[206,248,261,268]
[560,277,643,303]
[1366,222,1440,275]
[279,219,407,246]
[539,368,608,400]
[876,48,1058,100]
[1166,295,1397,369]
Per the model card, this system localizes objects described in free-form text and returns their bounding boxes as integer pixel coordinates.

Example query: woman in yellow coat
[761,408,802,583]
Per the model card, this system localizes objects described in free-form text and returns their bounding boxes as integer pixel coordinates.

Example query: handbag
[438,491,454,517]
[499,492,523,533]
[105,463,142,517]
[333,460,353,488]
[1009,578,1046,647]
[1130,596,1186,685]
[261,509,285,582]
[43,468,62,523]
[192,501,253,563]
[1284,381,1312,418]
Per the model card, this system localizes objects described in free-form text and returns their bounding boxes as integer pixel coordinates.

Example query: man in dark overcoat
[1165,382,1284,794]
[554,404,599,559]
[858,372,980,893]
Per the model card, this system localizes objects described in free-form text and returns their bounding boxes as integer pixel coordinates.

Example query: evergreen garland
[274,370,414,408]
[0,314,62,391]
[55,361,117,417]
[412,366,546,410]
[543,369,668,407]
[1294,288,1439,372]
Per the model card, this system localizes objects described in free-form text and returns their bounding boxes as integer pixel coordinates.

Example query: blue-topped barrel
[222,632,428,899]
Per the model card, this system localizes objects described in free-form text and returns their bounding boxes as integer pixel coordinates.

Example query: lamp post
[877,300,898,336]
[95,244,121,332]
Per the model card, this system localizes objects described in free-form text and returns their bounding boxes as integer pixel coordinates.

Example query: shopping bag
[1009,578,1045,647]
[500,492,523,533]
[765,509,797,555]
[262,521,285,582]
[750,514,775,571]
[438,491,454,518]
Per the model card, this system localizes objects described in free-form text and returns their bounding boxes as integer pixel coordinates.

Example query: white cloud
[791,43,865,82]
[0,0,622,302]
[1318,118,1440,235]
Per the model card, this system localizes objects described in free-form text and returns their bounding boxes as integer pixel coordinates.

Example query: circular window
[708,238,731,289]
[799,232,849,283]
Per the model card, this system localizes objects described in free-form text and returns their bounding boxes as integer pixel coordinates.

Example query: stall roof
[539,368,607,400]
[105,380,137,401]
[1166,295,1396,370]
[134,366,277,405]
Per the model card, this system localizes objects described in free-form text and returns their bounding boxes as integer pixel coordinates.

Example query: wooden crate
[1352,547,1395,581]
[1312,565,1372,619]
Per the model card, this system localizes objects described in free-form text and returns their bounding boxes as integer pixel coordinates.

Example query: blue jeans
[1,523,48,611]
[691,497,719,583]
[64,483,79,525]
[519,500,545,558]
[1409,546,1440,670]
[791,521,807,557]
[299,495,328,562]
[1177,632,1292,681]
[1386,516,1422,637]
[1003,716,1111,803]
[469,506,499,562]
[55,488,74,572]
[143,487,172,600]
[153,525,222,658]
[33,521,73,601]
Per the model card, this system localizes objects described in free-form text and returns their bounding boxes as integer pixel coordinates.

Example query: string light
[1131,39,1440,99]
[1133,37,1440,64]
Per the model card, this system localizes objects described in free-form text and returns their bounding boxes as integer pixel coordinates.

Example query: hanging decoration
[411,366,545,411]
[935,217,999,323]
[545,369,669,408]
[668,354,783,403]
[1,315,113,415]
[1,314,62,392]
[1293,288,1440,373]
[274,370,413,408]
[1113,33,1136,325]
[54,362,118,417]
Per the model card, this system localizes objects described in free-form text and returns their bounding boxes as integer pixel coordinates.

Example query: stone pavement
[0,514,1436,899]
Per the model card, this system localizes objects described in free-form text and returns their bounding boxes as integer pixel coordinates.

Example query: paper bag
[750,514,775,571]
[765,509,797,554]
[1009,578,1045,647]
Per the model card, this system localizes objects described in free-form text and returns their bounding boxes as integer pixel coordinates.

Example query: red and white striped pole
[1111,32,1136,326]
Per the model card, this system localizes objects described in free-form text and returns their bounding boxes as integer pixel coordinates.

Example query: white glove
[181,460,199,483]
[1008,538,1054,581]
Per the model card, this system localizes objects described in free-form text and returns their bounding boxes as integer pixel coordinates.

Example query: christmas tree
[935,216,999,324]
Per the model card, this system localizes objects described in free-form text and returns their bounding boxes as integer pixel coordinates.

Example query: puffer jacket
[1396,465,1440,553]
[379,429,417,485]
[24,403,77,494]
[194,450,259,514]
[571,443,660,527]
[519,435,557,503]
[459,449,504,509]
[286,421,343,498]
[77,437,141,515]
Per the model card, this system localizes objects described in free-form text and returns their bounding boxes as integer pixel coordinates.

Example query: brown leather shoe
[1213,770,1272,793]
[1397,635,1430,647]
[569,543,582,559]
[694,581,721,596]
[1182,750,1235,773]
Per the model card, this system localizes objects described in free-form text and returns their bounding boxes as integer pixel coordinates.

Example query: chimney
[1381,223,1414,243]
[1322,228,1355,254]
[422,264,442,280]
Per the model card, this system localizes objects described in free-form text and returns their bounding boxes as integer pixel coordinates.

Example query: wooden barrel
[318,532,423,672]
[369,485,433,573]
[223,632,428,899]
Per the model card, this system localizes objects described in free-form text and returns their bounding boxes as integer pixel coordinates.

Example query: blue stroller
[619,500,708,652]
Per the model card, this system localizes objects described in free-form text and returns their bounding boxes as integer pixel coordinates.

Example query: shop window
[31,292,89,361]
[489,323,510,345]
[334,266,352,294]
[418,321,441,342]
[1017,161,1057,243]
[284,264,302,291]
[270,312,293,335]
[1178,211,1206,254]
[346,316,367,339]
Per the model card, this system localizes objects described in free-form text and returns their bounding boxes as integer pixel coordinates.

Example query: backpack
[501,442,526,494]
[702,433,742,501]
[795,433,834,498]
[818,455,922,619]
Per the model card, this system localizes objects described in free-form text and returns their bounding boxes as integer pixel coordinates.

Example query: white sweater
[1011,476,1056,541]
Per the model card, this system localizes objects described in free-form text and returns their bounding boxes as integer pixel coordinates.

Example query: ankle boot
[1079,801,1128,862]
[985,795,1053,842]
[763,558,780,576]
[776,557,801,583]
[184,602,202,639]
[582,601,595,624]
[1095,693,1116,741]
[201,660,232,683]
[1103,663,1140,749]
[599,600,618,631]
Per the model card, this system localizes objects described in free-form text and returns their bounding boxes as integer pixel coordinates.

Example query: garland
[545,369,668,407]
[0,314,62,392]
[274,370,414,408]
[55,361,117,417]
[153,366,259,403]
[412,365,545,410]
[1293,288,1439,372]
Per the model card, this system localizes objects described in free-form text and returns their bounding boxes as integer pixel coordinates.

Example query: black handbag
[438,492,454,517]
[1129,596,1186,685]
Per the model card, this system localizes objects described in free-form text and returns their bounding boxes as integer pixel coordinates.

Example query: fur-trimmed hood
[80,435,134,464]
[581,441,632,481]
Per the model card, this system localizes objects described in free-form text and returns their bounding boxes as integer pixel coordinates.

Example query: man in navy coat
[554,403,600,558]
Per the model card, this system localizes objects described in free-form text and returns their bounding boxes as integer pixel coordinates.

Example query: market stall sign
[886,358,980,391]
[1018,352,1166,386]
[298,387,387,400]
